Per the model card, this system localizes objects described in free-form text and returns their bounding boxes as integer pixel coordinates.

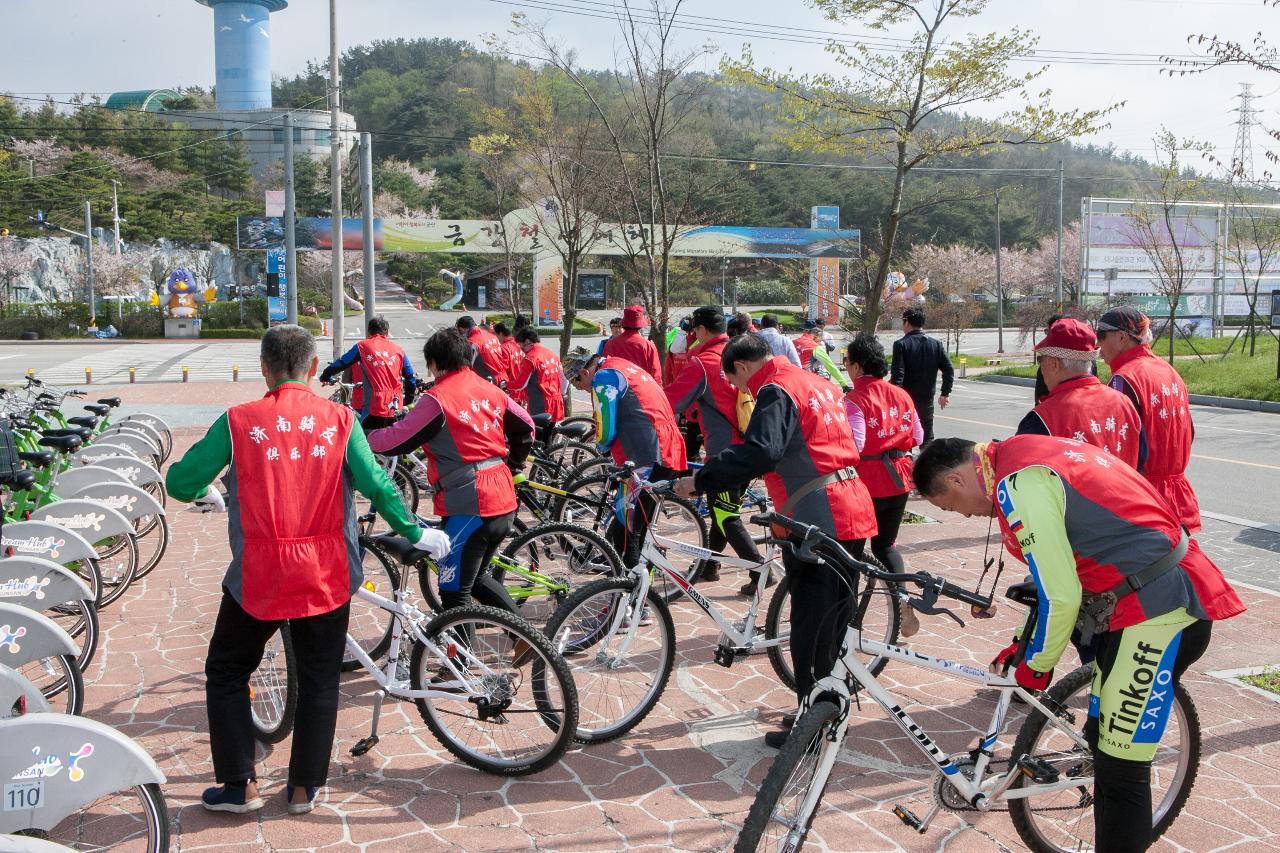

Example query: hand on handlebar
[673,476,697,499]
[413,527,451,559]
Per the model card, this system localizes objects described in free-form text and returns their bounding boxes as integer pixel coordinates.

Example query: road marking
[1202,510,1280,533]
[937,415,1014,432]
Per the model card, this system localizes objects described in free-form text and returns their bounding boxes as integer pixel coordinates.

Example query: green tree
[722,0,1116,332]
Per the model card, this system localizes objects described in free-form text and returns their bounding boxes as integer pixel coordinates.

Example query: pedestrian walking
[890,307,953,443]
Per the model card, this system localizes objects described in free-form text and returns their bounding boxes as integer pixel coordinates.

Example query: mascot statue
[162,268,214,318]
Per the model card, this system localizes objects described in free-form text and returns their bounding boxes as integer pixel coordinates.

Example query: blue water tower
[196,0,288,111]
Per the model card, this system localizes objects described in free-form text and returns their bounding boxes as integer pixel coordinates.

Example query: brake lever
[907,585,966,627]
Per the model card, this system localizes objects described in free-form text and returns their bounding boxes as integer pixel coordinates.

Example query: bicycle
[543,478,902,743]
[248,532,580,776]
[735,512,1199,853]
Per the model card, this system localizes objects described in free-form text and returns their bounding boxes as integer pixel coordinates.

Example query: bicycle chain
[931,755,1095,815]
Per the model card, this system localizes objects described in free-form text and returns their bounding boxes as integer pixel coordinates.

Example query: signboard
[1087,213,1217,250]
[1272,289,1280,330]
[809,206,842,324]
[266,247,287,323]
[264,191,284,217]
[238,214,861,259]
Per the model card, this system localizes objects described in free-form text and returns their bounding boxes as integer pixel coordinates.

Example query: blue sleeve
[592,368,626,453]
[321,344,360,381]
[1137,425,1149,473]
[401,357,417,382]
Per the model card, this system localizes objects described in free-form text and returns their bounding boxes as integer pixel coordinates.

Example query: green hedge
[202,299,267,330]
[201,328,265,339]
[299,315,322,333]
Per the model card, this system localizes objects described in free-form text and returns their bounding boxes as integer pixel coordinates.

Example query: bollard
[232,364,239,382]
[181,366,189,383]
[84,367,91,384]
[129,366,136,384]
[960,356,967,379]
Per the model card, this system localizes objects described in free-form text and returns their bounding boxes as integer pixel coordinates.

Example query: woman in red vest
[368,330,535,614]
[843,334,922,574]
[601,304,662,381]
[1098,307,1201,532]
[509,327,566,424]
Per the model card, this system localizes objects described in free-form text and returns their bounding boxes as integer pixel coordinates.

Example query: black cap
[689,305,722,329]
[1096,306,1149,339]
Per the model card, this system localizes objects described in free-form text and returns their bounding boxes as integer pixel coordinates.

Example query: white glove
[413,528,451,560]
[194,489,226,513]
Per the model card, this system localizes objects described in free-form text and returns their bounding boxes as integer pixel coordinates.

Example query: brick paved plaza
[83,383,1280,852]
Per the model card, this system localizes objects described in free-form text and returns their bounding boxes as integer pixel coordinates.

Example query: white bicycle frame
[789,621,1094,839]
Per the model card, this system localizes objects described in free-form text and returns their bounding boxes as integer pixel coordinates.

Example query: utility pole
[995,189,1004,354]
[328,0,344,358]
[26,158,34,179]
[1056,159,1064,306]
[283,113,298,325]
[111,180,123,254]
[359,131,375,328]
[84,202,95,328]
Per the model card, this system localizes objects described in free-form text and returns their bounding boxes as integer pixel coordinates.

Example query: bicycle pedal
[1017,755,1060,784]
[892,804,925,833]
[713,646,736,667]
[349,735,379,757]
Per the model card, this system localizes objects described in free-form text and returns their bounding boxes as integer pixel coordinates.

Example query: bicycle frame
[803,622,1093,824]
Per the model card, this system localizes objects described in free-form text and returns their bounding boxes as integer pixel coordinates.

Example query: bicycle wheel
[498,522,624,632]
[250,625,297,744]
[343,545,401,672]
[550,473,615,530]
[16,653,84,715]
[560,454,613,488]
[131,513,170,580]
[47,598,99,675]
[392,460,420,516]
[544,577,675,744]
[735,699,844,853]
[646,492,710,604]
[408,604,578,775]
[91,533,139,608]
[764,562,901,692]
[1008,665,1200,853]
[544,440,600,480]
[64,558,104,608]
[25,780,170,852]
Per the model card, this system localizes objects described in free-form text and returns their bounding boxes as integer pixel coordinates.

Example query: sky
[3,0,1280,168]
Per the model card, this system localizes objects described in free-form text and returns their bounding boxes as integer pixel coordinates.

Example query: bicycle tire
[1008,665,1201,852]
[764,559,901,693]
[92,532,139,608]
[735,699,843,853]
[543,440,601,481]
[392,460,420,517]
[560,454,614,488]
[408,604,578,776]
[17,653,84,715]
[250,624,298,744]
[498,522,625,631]
[646,492,710,604]
[30,779,171,852]
[543,576,676,743]
[343,545,401,672]
[132,514,170,580]
[65,557,103,608]
[47,597,99,675]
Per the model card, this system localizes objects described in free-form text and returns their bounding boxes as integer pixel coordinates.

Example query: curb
[975,374,1280,415]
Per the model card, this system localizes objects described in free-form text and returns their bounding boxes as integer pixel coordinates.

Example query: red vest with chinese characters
[420,368,517,518]
[514,342,565,423]
[351,335,406,418]
[794,333,820,368]
[985,436,1242,631]
[469,327,510,387]
[599,356,686,470]
[227,384,355,620]
[747,357,876,540]
[1109,346,1200,531]
[1033,374,1141,469]
[848,375,916,497]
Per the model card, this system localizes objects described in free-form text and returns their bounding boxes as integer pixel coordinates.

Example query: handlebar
[752,511,995,614]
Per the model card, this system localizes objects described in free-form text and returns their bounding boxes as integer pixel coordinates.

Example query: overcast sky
[4,0,1279,167]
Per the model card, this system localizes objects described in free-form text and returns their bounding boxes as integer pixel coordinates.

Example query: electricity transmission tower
[1232,82,1258,183]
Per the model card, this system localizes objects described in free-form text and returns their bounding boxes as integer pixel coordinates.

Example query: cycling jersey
[591,357,686,470]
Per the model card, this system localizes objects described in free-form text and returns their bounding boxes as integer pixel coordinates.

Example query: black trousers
[1085,619,1212,853]
[606,465,680,569]
[867,492,909,573]
[785,537,866,701]
[442,512,518,613]
[205,589,350,788]
[915,403,936,445]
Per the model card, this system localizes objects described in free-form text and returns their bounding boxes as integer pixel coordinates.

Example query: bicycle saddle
[552,421,593,441]
[368,534,422,565]
[38,434,81,452]
[97,397,122,407]
[44,426,92,441]
[531,412,554,428]
[1004,580,1039,608]
[83,404,110,417]
[67,416,99,428]
[18,450,54,468]
[1,469,37,490]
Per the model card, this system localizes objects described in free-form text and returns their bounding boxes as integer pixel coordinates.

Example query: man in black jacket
[890,307,953,443]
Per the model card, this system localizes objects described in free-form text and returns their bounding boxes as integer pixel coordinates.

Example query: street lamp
[994,189,1004,354]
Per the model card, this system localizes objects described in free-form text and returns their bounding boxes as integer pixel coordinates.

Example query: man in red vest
[1017,318,1145,470]
[666,306,764,589]
[494,320,525,375]
[319,316,417,429]
[601,304,662,381]
[675,334,877,748]
[1098,307,1201,531]
[914,436,1243,853]
[509,327,566,424]
[166,325,445,816]
[456,315,511,387]
[566,347,685,569]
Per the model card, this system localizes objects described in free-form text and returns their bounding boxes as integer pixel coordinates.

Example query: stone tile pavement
[76,384,1280,852]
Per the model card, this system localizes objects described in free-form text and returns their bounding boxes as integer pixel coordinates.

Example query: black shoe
[738,580,757,597]
[781,712,797,727]
[700,561,721,582]
[764,728,790,749]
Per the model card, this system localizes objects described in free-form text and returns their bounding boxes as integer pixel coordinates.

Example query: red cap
[621,304,648,329]
[1034,318,1098,357]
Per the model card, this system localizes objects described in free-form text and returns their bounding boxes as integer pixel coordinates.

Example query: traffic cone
[416,297,422,310]
[322,320,329,337]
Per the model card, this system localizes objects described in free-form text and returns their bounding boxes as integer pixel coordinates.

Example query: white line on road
[1202,510,1280,534]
